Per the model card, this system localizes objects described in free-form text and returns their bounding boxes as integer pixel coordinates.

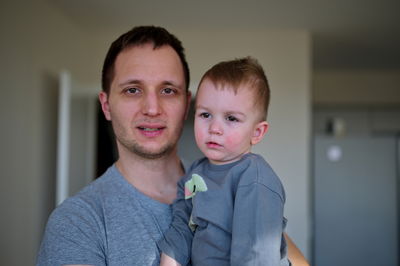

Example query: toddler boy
[159,57,290,266]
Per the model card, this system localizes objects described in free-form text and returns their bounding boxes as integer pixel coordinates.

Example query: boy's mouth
[206,141,222,148]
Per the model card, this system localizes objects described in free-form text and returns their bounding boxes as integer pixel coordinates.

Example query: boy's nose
[142,92,161,116]
[209,120,223,135]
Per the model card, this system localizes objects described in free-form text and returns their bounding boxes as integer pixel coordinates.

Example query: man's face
[99,43,190,159]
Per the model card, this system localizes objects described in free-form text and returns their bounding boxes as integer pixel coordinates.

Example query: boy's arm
[158,178,193,266]
[230,183,284,266]
[285,233,310,266]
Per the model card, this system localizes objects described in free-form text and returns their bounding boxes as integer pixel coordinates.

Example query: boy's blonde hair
[198,56,270,120]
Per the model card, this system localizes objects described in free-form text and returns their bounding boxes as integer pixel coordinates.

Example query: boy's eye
[200,112,211,119]
[161,87,175,95]
[226,115,239,122]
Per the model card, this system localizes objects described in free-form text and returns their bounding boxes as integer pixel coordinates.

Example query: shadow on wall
[39,71,59,232]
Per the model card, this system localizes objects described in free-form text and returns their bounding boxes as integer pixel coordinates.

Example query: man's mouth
[138,127,163,131]
[137,125,165,137]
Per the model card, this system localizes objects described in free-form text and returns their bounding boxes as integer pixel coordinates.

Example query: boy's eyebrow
[195,104,246,116]
[226,110,246,117]
[195,104,208,110]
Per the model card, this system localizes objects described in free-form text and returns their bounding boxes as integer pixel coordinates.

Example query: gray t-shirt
[37,165,172,266]
[159,153,290,266]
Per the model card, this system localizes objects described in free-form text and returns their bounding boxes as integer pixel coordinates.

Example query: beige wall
[0,2,312,264]
[314,70,400,105]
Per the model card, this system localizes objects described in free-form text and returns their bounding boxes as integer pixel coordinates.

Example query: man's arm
[36,201,106,266]
[285,233,310,266]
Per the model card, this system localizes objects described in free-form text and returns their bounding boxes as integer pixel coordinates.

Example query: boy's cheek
[194,129,205,145]
[224,135,238,147]
[225,134,248,150]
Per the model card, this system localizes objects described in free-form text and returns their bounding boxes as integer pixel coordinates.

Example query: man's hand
[160,253,182,266]
[285,233,310,266]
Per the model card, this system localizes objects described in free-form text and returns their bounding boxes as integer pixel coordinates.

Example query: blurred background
[1,0,399,265]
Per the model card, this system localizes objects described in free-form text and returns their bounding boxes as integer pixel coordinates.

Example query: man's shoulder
[37,168,120,266]
[50,165,122,222]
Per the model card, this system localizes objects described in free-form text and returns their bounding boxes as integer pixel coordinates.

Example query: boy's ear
[251,121,269,145]
[99,91,112,121]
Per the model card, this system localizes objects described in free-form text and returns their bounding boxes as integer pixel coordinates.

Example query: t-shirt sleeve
[36,199,106,266]
[158,177,193,266]
[230,171,286,265]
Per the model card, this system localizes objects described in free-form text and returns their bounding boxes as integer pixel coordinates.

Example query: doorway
[312,106,399,266]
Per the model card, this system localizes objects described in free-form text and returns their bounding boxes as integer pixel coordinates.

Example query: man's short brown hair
[101,25,190,94]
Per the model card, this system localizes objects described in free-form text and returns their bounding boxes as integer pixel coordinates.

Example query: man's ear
[251,121,269,145]
[99,91,112,121]
[184,91,192,120]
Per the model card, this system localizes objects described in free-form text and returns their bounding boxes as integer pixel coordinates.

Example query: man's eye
[226,115,239,122]
[200,112,210,119]
[161,87,175,95]
[126,87,140,94]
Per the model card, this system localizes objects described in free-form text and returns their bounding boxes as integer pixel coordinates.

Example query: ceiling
[50,0,400,70]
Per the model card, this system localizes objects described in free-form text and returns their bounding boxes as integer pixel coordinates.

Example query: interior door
[314,136,398,266]
[56,71,97,205]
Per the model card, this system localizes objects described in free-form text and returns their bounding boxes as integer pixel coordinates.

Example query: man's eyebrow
[118,79,142,87]
[162,80,183,89]
[117,79,182,89]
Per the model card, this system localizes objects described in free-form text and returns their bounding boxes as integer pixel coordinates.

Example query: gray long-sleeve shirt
[159,153,290,266]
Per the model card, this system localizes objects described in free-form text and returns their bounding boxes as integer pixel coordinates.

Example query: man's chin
[132,145,175,160]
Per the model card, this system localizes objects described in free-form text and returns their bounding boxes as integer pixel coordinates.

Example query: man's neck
[115,150,184,204]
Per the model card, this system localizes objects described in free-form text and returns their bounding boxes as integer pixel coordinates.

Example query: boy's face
[194,78,268,165]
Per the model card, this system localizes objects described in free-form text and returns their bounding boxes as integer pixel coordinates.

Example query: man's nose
[142,92,161,116]
[209,120,223,135]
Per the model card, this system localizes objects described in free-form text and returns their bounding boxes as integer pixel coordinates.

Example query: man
[37,26,308,266]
